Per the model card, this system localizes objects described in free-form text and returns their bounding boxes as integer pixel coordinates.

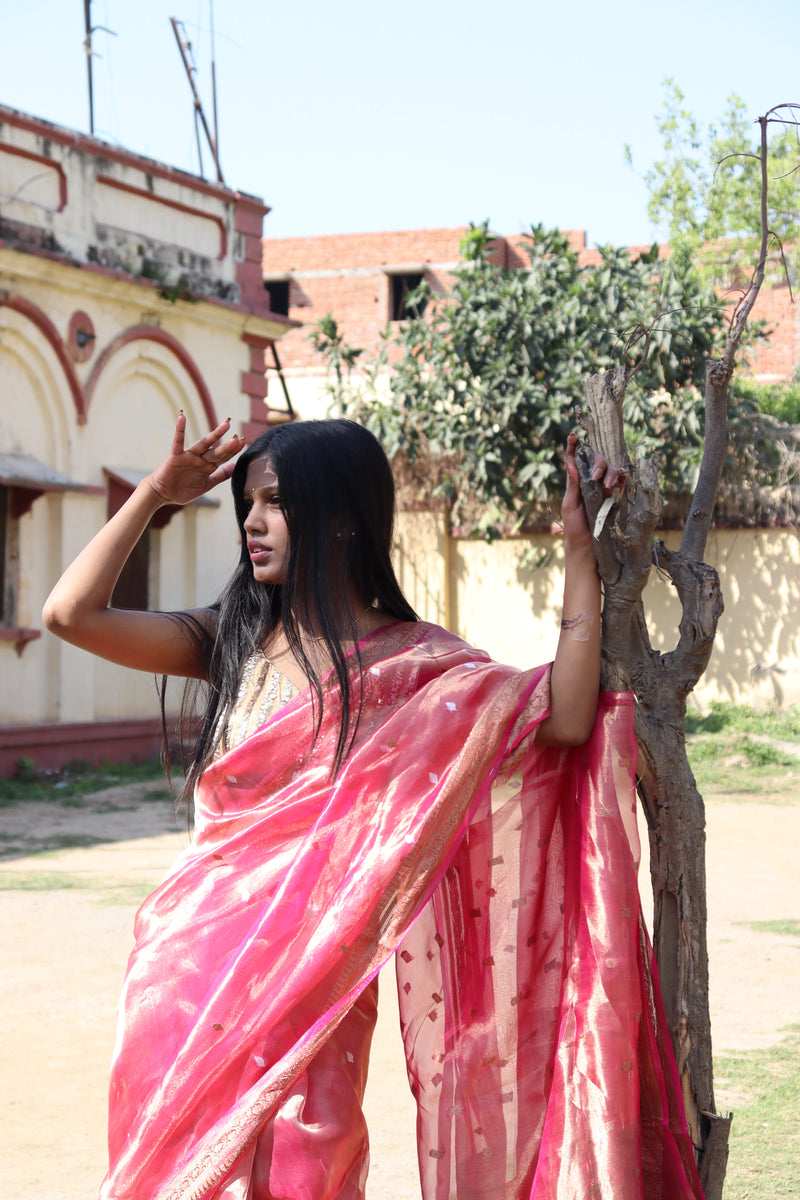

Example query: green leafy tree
[318,222,724,534]
[627,80,800,282]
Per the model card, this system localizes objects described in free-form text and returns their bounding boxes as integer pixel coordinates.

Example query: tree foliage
[314,223,725,533]
[627,79,800,282]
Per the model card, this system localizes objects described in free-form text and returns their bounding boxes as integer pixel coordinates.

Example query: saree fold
[102,622,703,1200]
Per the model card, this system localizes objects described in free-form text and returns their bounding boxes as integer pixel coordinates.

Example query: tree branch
[654,541,725,694]
[680,113,773,561]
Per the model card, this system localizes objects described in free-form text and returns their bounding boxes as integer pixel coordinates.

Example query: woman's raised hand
[146,414,247,507]
[561,432,626,548]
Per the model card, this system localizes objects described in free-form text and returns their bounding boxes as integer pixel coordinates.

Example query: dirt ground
[1,781,799,1200]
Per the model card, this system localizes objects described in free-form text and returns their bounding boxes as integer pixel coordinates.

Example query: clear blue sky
[2,0,797,247]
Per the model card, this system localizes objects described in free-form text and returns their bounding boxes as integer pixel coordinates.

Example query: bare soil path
[1,783,798,1200]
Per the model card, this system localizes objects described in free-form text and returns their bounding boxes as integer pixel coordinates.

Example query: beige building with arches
[0,104,292,774]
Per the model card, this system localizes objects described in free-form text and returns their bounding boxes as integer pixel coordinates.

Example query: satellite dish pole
[170,16,225,184]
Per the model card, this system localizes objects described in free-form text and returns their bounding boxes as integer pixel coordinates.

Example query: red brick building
[261,226,799,417]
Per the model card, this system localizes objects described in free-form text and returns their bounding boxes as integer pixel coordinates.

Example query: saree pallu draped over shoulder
[102,622,704,1200]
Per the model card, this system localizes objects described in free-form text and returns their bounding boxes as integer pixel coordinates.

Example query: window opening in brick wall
[265,279,290,316]
[390,272,427,321]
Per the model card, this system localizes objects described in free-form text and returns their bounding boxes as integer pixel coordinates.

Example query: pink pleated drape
[102,622,703,1200]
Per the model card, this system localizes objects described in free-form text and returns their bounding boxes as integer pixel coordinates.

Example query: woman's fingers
[186,417,233,459]
[182,420,248,470]
[602,464,627,493]
[564,433,581,485]
[169,411,188,457]
[214,432,247,463]
[206,459,239,489]
[152,417,245,503]
[588,450,626,496]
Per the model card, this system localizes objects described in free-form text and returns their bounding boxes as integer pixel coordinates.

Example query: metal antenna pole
[83,0,94,134]
[170,17,225,184]
[194,109,205,178]
[82,1,116,137]
[209,0,220,170]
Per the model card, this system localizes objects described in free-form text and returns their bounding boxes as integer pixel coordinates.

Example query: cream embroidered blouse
[215,652,299,757]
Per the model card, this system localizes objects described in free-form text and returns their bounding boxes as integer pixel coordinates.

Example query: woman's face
[242,457,290,585]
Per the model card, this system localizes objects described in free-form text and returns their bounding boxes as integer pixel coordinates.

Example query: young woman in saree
[43,416,703,1200]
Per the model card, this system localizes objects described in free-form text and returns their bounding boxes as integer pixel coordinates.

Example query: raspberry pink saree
[102,622,703,1200]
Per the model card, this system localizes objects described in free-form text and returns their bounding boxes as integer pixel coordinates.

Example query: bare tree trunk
[577,372,733,1196]
[572,110,783,1196]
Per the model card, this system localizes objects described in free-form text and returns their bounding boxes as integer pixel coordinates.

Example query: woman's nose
[244,505,264,532]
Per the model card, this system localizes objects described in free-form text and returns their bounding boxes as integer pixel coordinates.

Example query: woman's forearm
[42,478,165,635]
[538,540,601,745]
[41,416,243,677]
[534,434,622,746]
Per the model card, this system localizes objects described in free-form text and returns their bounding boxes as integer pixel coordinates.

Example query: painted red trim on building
[0,104,239,204]
[235,202,268,237]
[241,420,267,442]
[85,325,218,427]
[0,627,41,656]
[248,398,270,423]
[67,309,95,363]
[0,140,67,210]
[96,174,228,260]
[0,716,173,776]
[240,370,269,399]
[0,292,87,422]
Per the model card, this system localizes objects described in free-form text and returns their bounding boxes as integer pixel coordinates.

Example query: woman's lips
[248,544,271,563]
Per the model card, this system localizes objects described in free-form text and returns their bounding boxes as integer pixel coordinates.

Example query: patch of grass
[685,701,800,741]
[0,871,87,890]
[0,870,153,906]
[685,703,800,797]
[739,919,800,938]
[715,1028,800,1199]
[742,741,798,768]
[0,757,167,807]
[688,742,800,797]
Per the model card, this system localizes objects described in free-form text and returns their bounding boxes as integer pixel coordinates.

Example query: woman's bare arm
[42,415,245,679]
[535,434,623,746]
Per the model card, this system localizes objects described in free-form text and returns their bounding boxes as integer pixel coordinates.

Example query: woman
[43,416,702,1200]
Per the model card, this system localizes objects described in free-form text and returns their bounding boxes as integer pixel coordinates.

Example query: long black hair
[176,419,418,797]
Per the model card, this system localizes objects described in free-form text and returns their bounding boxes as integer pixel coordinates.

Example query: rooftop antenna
[209,1,220,175]
[170,14,225,184]
[83,1,117,136]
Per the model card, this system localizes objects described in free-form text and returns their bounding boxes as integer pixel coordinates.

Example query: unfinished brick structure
[261,226,799,418]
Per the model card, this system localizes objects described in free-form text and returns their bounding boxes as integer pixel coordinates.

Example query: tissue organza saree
[102,622,703,1200]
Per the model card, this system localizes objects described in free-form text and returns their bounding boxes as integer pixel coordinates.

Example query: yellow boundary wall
[394,512,800,709]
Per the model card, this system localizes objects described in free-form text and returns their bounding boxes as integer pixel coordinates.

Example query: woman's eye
[269,496,282,507]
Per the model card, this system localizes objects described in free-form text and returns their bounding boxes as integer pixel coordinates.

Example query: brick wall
[261,225,798,384]
[747,278,799,380]
[260,226,588,374]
